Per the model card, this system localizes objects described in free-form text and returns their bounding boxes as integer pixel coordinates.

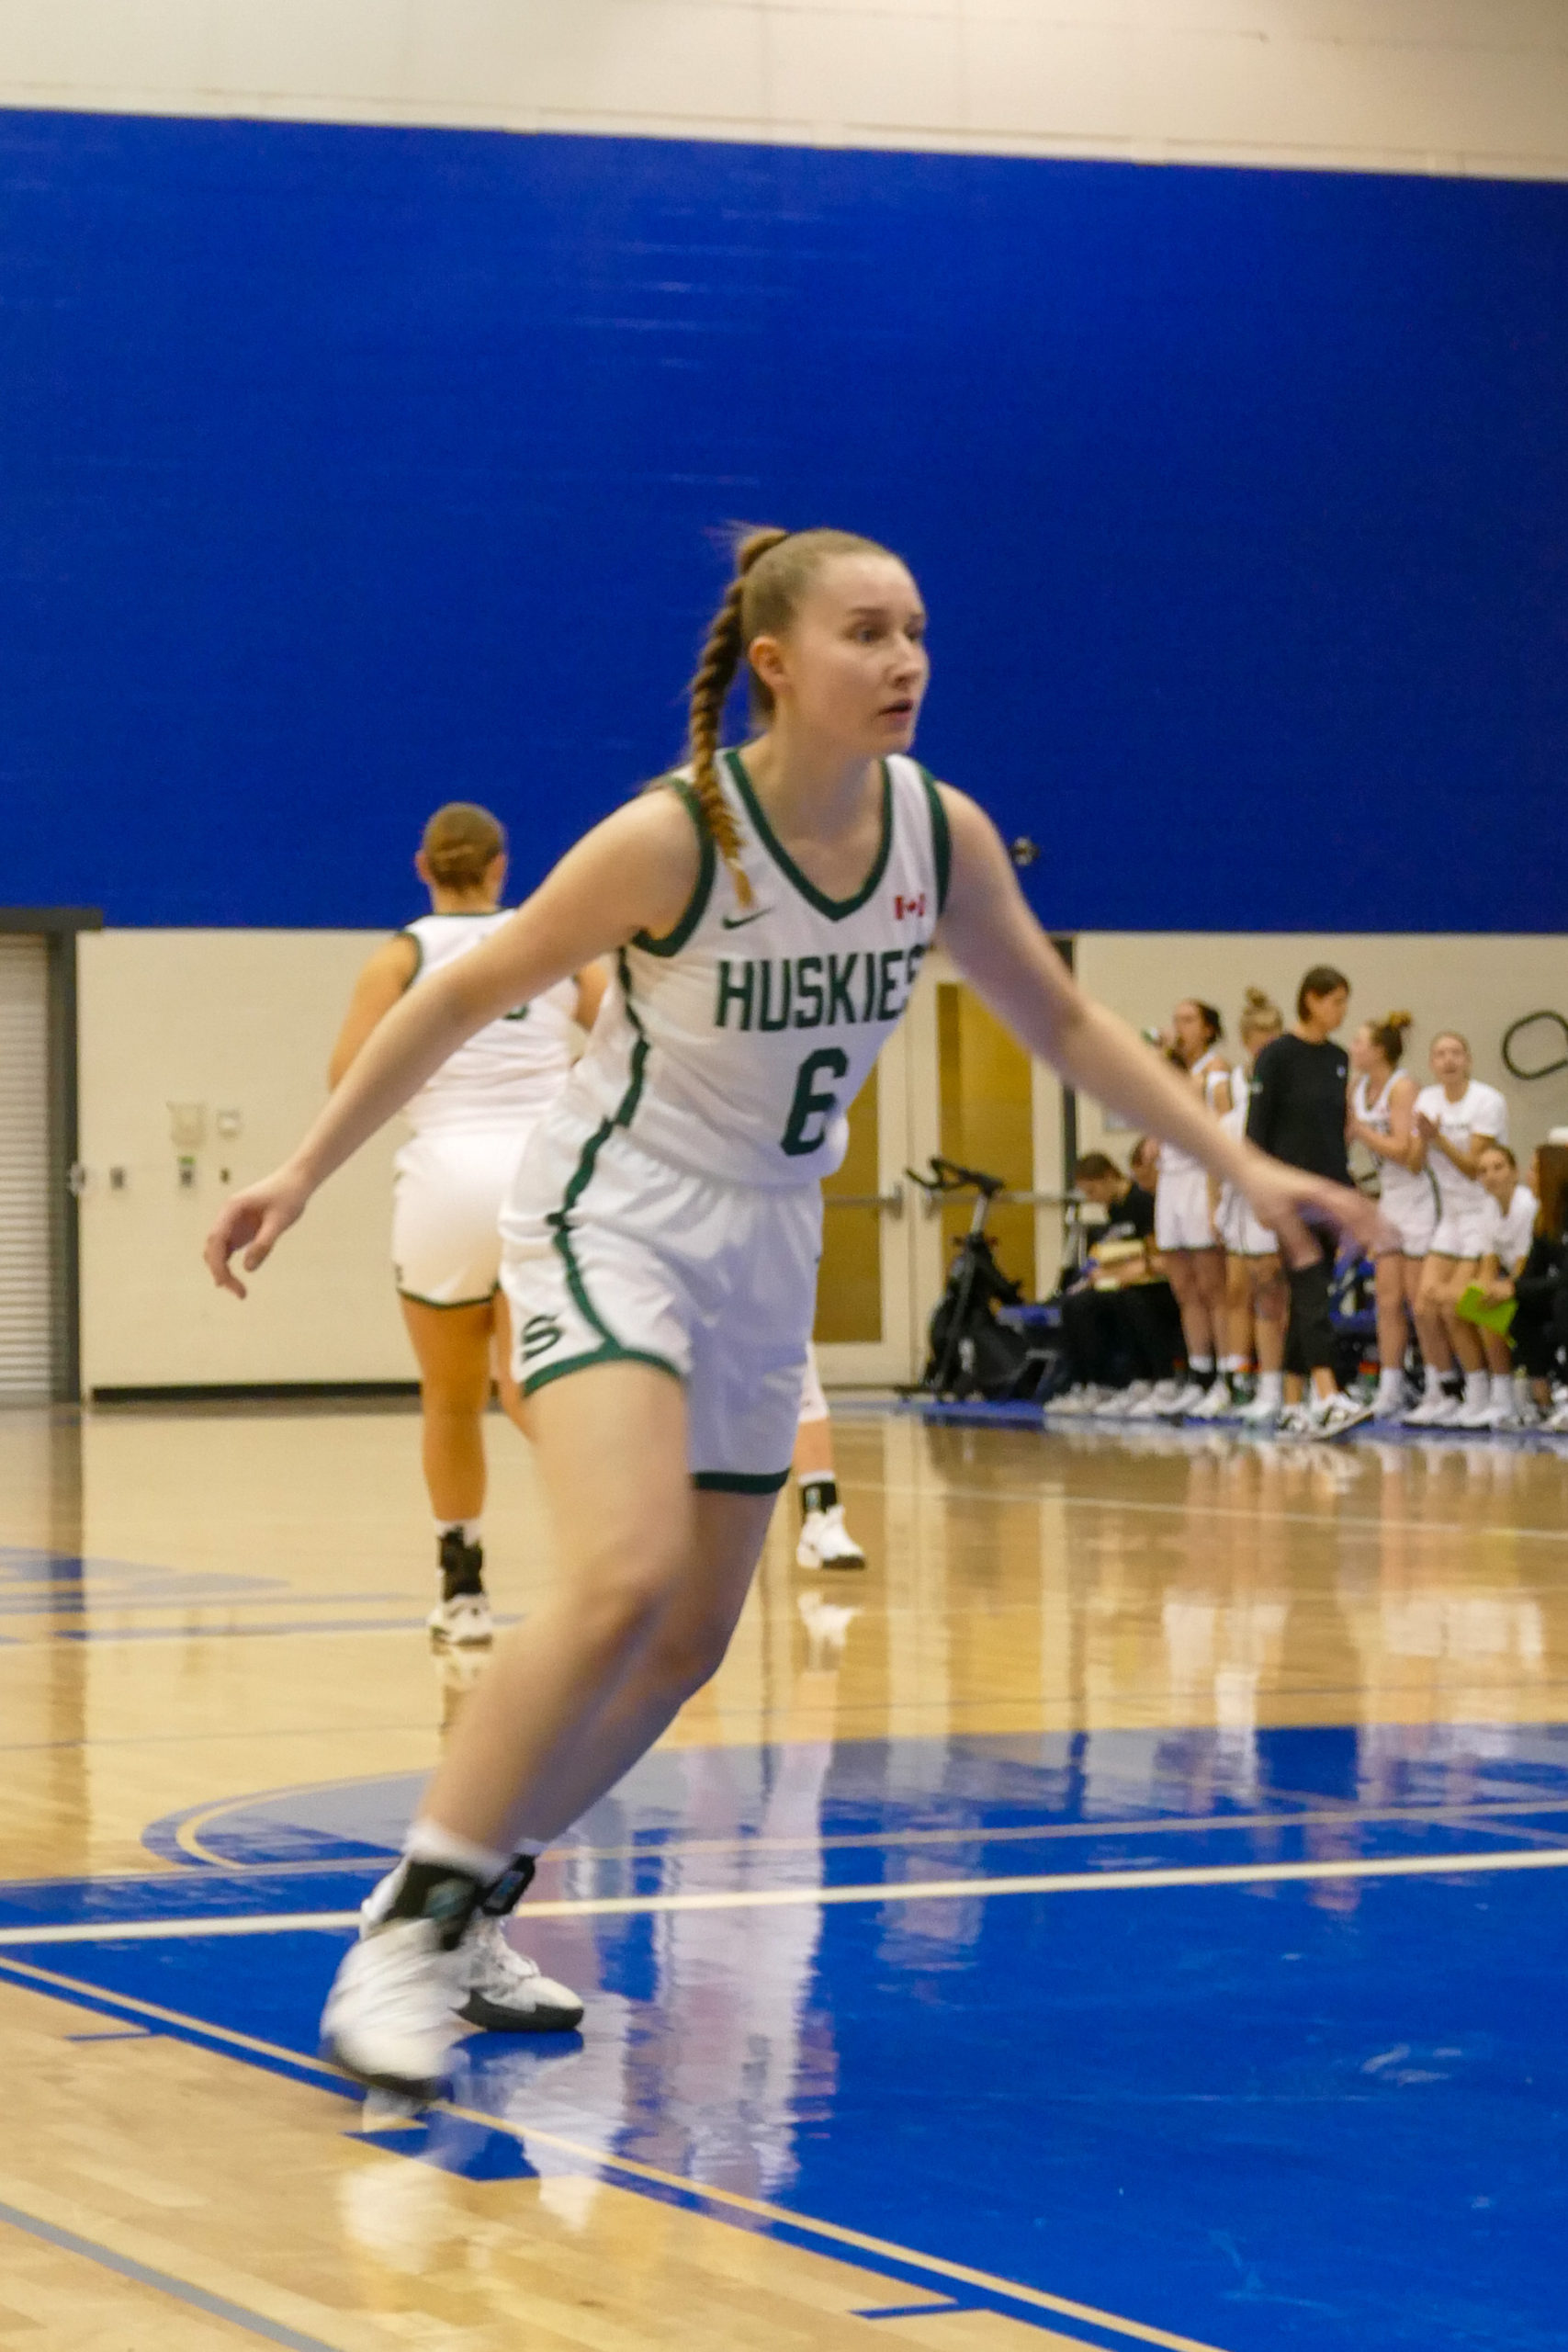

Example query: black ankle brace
[437,1529,485,1602]
[800,1477,837,1520]
[479,1853,537,1918]
[383,1859,484,1951]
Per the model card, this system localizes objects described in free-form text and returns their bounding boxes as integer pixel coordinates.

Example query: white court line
[3,1842,1567,1947]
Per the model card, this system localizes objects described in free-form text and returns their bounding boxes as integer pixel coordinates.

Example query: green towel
[1454,1283,1516,1338]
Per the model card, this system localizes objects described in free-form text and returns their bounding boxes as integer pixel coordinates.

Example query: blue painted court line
[0,2194,346,2352]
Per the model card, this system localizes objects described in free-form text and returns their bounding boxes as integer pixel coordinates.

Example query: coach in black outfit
[1247,964,1356,1419]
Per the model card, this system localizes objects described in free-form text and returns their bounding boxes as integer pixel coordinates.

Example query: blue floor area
[7,1725,1568,2350]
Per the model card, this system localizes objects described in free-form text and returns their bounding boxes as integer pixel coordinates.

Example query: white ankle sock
[403,1820,512,1883]
[1461,1370,1487,1405]
[1424,1365,1446,1398]
[435,1519,482,1546]
[1258,1371,1284,1404]
[1492,1373,1516,1410]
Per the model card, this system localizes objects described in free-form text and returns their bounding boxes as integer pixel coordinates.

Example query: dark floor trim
[91,1381,423,1407]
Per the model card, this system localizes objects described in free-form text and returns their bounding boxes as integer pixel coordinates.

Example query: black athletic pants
[1060,1283,1181,1386]
[1283,1242,1337,1378]
[1513,1273,1568,1381]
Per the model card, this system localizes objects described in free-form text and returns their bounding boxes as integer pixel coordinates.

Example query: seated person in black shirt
[1054,1148,1182,1414]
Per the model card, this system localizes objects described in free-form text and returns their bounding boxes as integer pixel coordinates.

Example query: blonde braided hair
[684,524,898,910]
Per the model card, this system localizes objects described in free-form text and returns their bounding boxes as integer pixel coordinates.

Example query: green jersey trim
[542,950,650,1351]
[396,1283,499,1309]
[918,767,952,914]
[633,777,716,956]
[693,1468,791,1495]
[523,1345,682,1400]
[724,751,894,922]
[394,928,424,982]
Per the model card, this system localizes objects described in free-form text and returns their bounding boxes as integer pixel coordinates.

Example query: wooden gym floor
[2,1397,1566,2349]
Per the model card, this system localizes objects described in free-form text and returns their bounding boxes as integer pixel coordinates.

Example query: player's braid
[686,526,791,910]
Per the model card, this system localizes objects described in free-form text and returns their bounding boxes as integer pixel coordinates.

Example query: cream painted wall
[4,0,1568,180]
[1072,933,1568,1175]
[74,926,1567,1389]
[77,930,411,1391]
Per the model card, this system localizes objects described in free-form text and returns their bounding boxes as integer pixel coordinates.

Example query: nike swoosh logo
[720,907,773,931]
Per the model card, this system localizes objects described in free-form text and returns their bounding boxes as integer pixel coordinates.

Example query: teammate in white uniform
[1217,989,1287,1425]
[1346,1011,1433,1420]
[206,525,1375,2102]
[792,1343,865,1567]
[1404,1033,1508,1427]
[1465,1143,1540,1429]
[329,804,605,1643]
[1143,1001,1231,1419]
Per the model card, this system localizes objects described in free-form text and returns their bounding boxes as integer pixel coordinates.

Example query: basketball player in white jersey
[1216,989,1288,1426]
[1346,1011,1433,1419]
[1139,1001,1231,1419]
[329,804,606,1644]
[205,526,1376,2102]
[1404,1032,1508,1427]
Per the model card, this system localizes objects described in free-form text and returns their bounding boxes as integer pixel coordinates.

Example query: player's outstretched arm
[203,795,698,1296]
[934,786,1382,1264]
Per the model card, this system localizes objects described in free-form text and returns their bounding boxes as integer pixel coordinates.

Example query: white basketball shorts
[1216,1183,1277,1261]
[501,1113,821,1491]
[1428,1202,1486,1261]
[392,1126,523,1307]
[1377,1184,1438,1261]
[1156,1165,1218,1252]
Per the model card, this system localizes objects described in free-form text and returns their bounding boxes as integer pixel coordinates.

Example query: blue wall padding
[2,109,1565,930]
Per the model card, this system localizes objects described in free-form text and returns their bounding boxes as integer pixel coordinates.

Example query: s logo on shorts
[520,1313,565,1363]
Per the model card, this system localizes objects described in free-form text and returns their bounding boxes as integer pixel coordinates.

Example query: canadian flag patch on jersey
[894,892,927,921]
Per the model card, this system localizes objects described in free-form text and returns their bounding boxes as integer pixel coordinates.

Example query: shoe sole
[457,1990,585,2034]
[795,1552,867,1571]
[323,2039,449,2107]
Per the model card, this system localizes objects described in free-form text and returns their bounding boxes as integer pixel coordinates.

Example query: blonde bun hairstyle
[421,802,505,893]
[1239,985,1283,1044]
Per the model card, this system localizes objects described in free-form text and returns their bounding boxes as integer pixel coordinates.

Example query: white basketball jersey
[1159,1049,1228,1181]
[1351,1072,1435,1217]
[1413,1079,1508,1212]
[555,751,948,1188]
[400,912,580,1135]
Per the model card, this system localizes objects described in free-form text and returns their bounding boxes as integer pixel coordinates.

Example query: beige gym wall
[77,929,1568,1389]
[1074,933,1568,1174]
[77,931,407,1391]
[3,1,1568,181]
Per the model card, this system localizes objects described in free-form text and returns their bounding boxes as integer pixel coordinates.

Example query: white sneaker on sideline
[1371,1384,1410,1422]
[1311,1392,1375,1440]
[797,1504,866,1570]
[1546,1397,1568,1433]
[1129,1379,1183,1419]
[1168,1379,1210,1418]
[428,1590,494,1646]
[322,1917,458,2103]
[1238,1392,1282,1429]
[1453,1393,1496,1430]
[1048,1384,1099,1417]
[1096,1382,1150,1418]
[1187,1378,1233,1423]
[1403,1391,1455,1428]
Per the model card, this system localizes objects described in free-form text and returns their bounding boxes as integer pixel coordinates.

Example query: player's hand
[203,1166,312,1298]
[1237,1155,1390,1272]
[1415,1110,1438,1140]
